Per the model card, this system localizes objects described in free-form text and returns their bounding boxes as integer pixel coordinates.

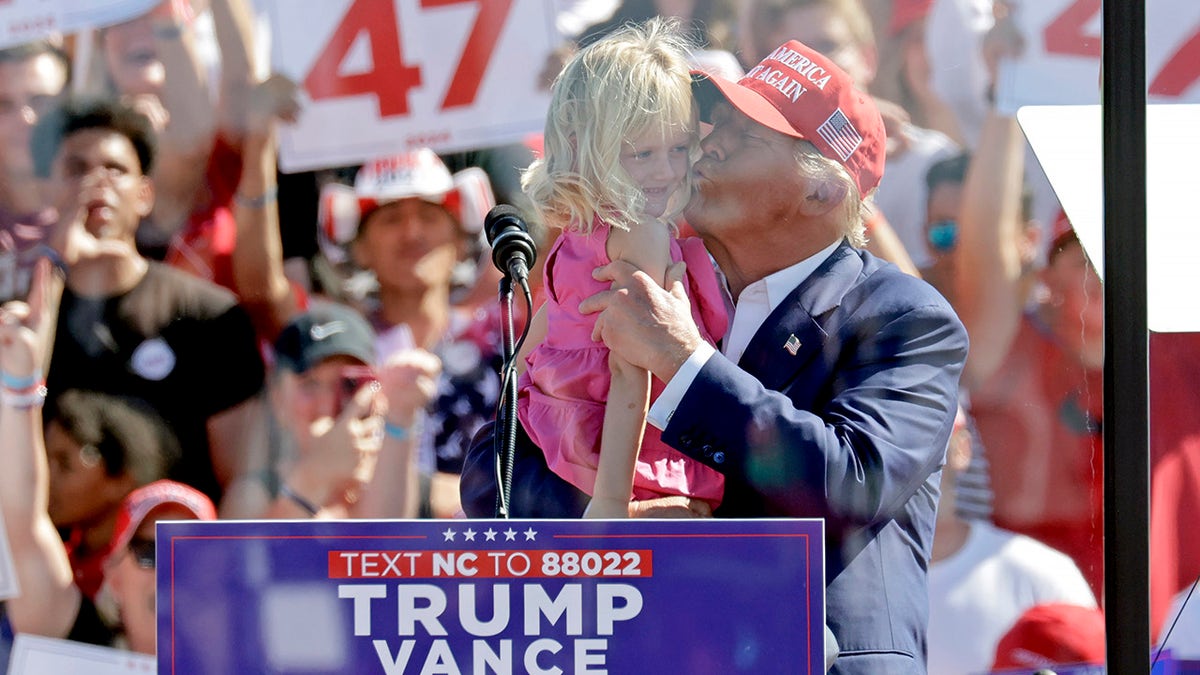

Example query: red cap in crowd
[109,480,217,559]
[691,39,886,197]
[992,603,1107,670]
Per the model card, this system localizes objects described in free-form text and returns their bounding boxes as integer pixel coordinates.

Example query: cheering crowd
[0,1,1197,673]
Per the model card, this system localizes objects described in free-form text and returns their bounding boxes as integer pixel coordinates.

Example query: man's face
[0,54,67,178]
[49,128,153,243]
[686,102,805,245]
[275,355,375,437]
[924,180,963,262]
[354,198,462,293]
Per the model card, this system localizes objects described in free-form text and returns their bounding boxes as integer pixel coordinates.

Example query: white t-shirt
[927,521,1097,675]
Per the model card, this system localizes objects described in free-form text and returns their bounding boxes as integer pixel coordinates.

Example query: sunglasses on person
[127,537,156,570]
[927,219,958,253]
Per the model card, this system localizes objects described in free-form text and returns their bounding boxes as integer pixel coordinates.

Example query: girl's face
[619,125,693,219]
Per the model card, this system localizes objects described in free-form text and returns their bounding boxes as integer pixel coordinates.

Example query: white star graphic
[523,527,538,541]
[442,528,456,542]
[504,528,517,541]
[463,528,477,541]
[484,528,497,541]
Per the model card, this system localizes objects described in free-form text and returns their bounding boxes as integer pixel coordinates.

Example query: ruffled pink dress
[517,219,729,508]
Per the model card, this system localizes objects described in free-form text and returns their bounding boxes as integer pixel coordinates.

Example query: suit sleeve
[662,301,968,524]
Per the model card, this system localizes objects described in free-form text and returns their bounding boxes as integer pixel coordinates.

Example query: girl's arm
[583,221,671,518]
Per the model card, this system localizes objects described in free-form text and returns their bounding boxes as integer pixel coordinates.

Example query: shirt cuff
[647,342,716,430]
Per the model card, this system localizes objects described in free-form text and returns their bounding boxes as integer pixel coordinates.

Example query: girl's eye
[634,150,652,160]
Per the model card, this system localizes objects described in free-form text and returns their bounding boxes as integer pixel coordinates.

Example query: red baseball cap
[109,480,217,559]
[691,40,886,196]
[992,603,1107,670]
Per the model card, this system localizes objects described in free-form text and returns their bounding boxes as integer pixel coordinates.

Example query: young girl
[518,18,728,518]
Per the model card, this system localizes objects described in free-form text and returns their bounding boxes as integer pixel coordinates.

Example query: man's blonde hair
[522,17,699,234]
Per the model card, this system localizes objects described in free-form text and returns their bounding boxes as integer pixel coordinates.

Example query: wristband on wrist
[278,483,320,516]
[234,186,278,209]
[1,369,42,390]
[1,383,47,409]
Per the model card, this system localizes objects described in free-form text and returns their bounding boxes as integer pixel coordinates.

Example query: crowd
[0,0,1196,673]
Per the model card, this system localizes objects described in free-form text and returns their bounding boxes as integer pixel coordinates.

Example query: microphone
[484,205,537,284]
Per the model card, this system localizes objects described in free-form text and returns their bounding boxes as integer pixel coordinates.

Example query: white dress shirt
[647,239,841,429]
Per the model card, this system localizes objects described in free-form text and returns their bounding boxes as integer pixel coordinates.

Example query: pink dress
[518,219,729,507]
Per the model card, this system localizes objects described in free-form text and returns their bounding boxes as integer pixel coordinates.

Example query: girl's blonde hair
[522,17,699,234]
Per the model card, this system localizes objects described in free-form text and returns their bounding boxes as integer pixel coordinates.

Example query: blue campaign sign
[158,519,825,674]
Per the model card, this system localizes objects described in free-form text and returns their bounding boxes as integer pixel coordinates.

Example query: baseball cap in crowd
[109,480,217,562]
[273,301,376,373]
[691,39,886,196]
[318,149,495,253]
[991,603,1107,670]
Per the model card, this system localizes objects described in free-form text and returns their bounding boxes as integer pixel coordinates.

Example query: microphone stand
[493,275,519,518]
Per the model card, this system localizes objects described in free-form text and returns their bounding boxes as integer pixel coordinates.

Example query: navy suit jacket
[462,242,969,674]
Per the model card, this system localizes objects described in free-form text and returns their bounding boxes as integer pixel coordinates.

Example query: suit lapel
[737,242,864,390]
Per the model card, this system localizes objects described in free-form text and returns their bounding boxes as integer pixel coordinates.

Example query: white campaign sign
[997,0,1200,112]
[263,0,558,173]
[0,0,159,48]
[0,507,18,601]
[1019,104,1200,333]
[7,634,157,674]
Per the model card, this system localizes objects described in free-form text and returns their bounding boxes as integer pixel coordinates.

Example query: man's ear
[800,177,849,216]
[135,176,154,218]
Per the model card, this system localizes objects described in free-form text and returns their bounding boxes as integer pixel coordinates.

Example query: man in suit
[462,39,968,674]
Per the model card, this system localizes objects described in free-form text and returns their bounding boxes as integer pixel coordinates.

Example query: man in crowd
[0,41,70,303]
[463,39,968,673]
[30,98,267,510]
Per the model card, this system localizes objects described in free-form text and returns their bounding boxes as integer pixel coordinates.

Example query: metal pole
[1102,0,1149,670]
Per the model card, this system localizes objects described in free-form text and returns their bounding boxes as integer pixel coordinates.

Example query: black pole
[1103,0,1149,670]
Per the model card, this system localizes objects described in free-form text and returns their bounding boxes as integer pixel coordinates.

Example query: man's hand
[579,260,705,382]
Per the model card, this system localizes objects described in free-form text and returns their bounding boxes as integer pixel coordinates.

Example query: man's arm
[665,301,966,522]
[584,259,967,523]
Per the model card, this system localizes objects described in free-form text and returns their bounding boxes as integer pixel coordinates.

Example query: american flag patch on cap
[817,109,863,162]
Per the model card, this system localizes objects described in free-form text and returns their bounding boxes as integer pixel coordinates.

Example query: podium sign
[158,518,825,674]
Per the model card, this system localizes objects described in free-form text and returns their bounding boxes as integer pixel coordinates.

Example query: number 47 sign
[262,0,558,173]
[997,0,1200,112]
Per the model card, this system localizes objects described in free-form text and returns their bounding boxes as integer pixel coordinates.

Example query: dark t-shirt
[47,262,265,502]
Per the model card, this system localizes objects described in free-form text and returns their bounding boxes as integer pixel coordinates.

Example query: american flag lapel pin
[784,334,801,355]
